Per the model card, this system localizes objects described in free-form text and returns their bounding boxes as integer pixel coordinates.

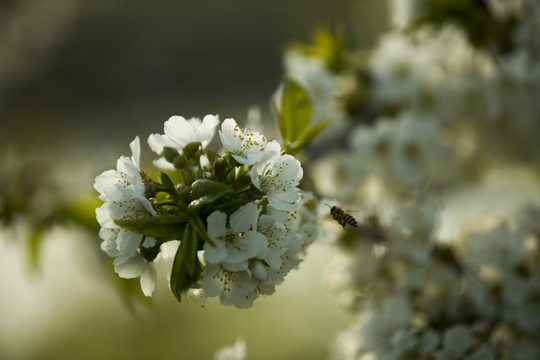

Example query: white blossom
[203,203,267,272]
[94,137,157,296]
[148,114,219,168]
[202,194,318,308]
[218,117,267,165]
[249,141,303,211]
[201,264,258,308]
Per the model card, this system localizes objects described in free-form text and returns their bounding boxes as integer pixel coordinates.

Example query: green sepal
[114,215,187,240]
[206,150,220,165]
[182,142,202,159]
[277,77,313,144]
[170,224,203,302]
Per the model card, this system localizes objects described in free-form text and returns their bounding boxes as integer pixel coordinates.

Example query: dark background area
[0,0,388,160]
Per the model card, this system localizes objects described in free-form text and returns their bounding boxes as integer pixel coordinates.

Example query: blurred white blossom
[213,338,247,360]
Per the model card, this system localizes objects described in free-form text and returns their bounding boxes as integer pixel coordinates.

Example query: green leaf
[170,224,203,302]
[160,172,180,202]
[180,224,198,275]
[115,215,187,240]
[277,78,313,144]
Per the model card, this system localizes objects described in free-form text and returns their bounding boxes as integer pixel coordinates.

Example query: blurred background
[0,1,388,359]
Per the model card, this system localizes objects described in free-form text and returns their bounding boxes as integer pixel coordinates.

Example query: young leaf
[190,179,232,199]
[188,194,228,214]
[277,78,313,144]
[160,172,180,202]
[115,215,187,240]
[188,179,233,213]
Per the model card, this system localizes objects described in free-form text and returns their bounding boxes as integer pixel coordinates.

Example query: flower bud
[213,157,228,178]
[178,183,191,200]
[251,260,268,281]
[163,146,181,163]
[173,154,187,169]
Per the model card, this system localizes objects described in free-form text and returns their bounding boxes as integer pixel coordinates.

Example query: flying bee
[325,203,358,229]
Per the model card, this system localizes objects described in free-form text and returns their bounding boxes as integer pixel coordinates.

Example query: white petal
[262,249,282,270]
[207,211,227,239]
[199,114,220,147]
[201,264,223,297]
[251,261,268,281]
[267,191,301,211]
[275,155,303,183]
[222,259,249,272]
[140,264,157,297]
[142,237,156,248]
[115,256,146,278]
[164,116,194,147]
[100,238,120,257]
[116,230,141,257]
[219,118,239,152]
[226,271,257,301]
[230,203,260,233]
[147,133,178,154]
[241,230,267,258]
[160,240,180,261]
[232,153,261,165]
[129,136,141,169]
[94,169,122,200]
[152,157,176,170]
[249,166,263,191]
[262,140,281,160]
[204,240,228,264]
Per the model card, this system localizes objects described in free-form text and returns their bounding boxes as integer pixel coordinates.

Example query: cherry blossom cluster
[94,115,316,308]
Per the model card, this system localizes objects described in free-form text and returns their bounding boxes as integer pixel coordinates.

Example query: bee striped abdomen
[330,205,358,229]
[341,213,357,228]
